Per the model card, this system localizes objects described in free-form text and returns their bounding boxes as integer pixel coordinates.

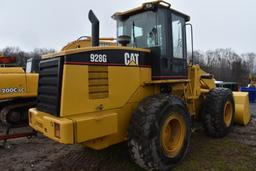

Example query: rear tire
[128,94,191,171]
[202,88,235,138]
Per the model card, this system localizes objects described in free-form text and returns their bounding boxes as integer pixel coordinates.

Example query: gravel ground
[0,103,256,171]
[251,103,256,116]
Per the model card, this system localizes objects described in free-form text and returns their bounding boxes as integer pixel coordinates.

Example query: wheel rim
[223,101,233,127]
[160,113,186,158]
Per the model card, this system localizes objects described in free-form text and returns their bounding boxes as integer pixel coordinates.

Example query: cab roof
[112,0,190,22]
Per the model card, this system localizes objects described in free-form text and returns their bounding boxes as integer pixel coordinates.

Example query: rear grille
[88,66,109,99]
[37,57,63,116]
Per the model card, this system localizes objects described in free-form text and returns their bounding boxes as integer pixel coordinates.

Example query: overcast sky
[0,0,255,53]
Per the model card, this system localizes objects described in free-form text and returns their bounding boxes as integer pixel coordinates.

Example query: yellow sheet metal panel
[0,67,24,73]
[70,68,154,149]
[233,92,251,125]
[113,0,190,22]
[81,101,151,149]
[30,67,154,149]
[29,108,74,144]
[0,70,38,99]
[25,73,38,97]
[188,65,201,96]
[88,87,155,149]
[75,112,118,143]
[60,65,142,117]
[0,72,26,99]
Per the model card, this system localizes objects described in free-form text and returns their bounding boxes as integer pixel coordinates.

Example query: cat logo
[124,53,139,66]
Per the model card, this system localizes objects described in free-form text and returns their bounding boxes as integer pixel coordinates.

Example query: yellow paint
[60,65,148,117]
[29,63,155,149]
[0,67,24,73]
[25,73,38,97]
[29,108,74,144]
[160,113,186,158]
[113,0,189,22]
[61,37,116,51]
[0,67,38,99]
[223,101,233,127]
[74,112,118,143]
[233,92,251,125]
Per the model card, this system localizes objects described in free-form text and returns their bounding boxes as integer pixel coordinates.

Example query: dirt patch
[0,106,256,171]
[173,117,256,171]
[230,116,256,154]
[250,103,256,116]
[0,133,79,171]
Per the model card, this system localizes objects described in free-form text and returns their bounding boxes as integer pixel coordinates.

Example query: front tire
[202,88,235,138]
[128,94,191,171]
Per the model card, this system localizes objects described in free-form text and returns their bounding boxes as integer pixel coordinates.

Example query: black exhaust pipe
[88,10,99,47]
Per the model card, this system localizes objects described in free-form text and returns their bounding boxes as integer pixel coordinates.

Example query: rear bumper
[29,108,74,144]
[29,108,118,146]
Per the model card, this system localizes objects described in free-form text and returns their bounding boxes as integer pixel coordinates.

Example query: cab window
[26,61,32,73]
[172,14,185,59]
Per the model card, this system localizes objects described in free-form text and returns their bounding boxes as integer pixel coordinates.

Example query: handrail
[156,0,171,8]
[77,36,116,41]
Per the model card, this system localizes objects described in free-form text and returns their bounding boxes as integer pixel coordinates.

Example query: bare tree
[2,46,56,67]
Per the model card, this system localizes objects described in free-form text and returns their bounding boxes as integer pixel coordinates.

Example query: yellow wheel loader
[29,1,251,170]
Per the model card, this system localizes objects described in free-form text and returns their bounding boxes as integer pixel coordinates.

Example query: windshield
[117,11,162,48]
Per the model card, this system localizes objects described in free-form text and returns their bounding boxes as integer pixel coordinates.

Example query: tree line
[192,48,256,86]
[1,46,55,67]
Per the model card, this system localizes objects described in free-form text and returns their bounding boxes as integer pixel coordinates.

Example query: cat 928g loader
[29,1,251,170]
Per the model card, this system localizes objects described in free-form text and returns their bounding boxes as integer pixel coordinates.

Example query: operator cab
[113,1,190,79]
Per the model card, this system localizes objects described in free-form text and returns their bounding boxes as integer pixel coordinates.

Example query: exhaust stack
[88,10,99,47]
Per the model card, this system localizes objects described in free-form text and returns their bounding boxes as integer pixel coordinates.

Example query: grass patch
[173,132,256,171]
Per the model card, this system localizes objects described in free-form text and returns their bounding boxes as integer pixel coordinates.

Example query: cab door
[169,13,187,78]
[151,10,188,80]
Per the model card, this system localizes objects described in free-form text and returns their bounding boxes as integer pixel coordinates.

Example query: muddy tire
[128,94,191,171]
[202,88,235,138]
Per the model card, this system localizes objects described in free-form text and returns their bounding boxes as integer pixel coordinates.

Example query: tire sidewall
[219,91,235,132]
[203,88,235,137]
[153,98,191,168]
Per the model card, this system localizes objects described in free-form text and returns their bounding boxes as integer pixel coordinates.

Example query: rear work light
[54,123,60,138]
